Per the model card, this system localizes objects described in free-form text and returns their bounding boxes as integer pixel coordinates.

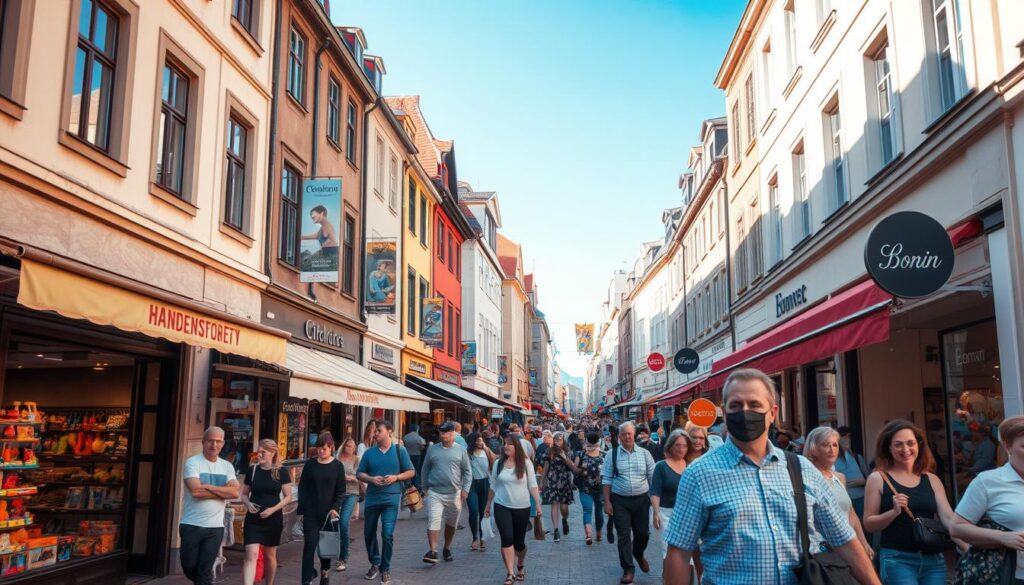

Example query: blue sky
[330,0,747,378]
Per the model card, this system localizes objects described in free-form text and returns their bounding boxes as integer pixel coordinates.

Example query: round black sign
[864,211,954,298]
[673,348,699,374]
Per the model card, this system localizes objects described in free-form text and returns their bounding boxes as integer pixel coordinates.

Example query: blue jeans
[338,494,358,561]
[578,490,604,532]
[878,548,946,585]
[410,454,423,489]
[467,478,490,540]
[364,496,401,572]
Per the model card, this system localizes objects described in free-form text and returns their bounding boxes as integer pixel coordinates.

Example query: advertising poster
[497,355,509,384]
[364,239,397,314]
[575,323,594,354]
[529,368,538,387]
[461,341,477,375]
[300,178,342,283]
[421,297,444,347]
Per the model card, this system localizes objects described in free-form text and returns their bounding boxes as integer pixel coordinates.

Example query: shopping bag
[482,515,495,540]
[317,518,341,560]
[254,546,265,582]
[533,513,546,541]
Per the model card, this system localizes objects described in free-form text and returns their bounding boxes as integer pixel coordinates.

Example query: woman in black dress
[241,439,293,585]
[540,433,574,543]
[298,431,346,585]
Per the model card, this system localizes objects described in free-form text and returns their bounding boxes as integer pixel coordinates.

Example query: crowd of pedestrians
[176,367,1024,585]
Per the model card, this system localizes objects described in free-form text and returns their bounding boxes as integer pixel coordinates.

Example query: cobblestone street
[143,500,665,585]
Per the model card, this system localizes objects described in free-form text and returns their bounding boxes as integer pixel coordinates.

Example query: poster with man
[421,297,444,347]
[364,239,397,314]
[300,178,342,283]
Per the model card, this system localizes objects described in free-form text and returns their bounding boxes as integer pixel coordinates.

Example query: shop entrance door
[127,356,180,575]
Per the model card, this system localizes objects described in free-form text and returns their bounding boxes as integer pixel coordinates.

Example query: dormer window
[353,40,363,65]
[363,58,382,93]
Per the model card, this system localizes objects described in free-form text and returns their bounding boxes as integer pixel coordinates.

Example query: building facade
[498,233,530,405]
[459,184,504,398]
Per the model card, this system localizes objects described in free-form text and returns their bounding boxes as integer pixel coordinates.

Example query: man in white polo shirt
[180,427,240,585]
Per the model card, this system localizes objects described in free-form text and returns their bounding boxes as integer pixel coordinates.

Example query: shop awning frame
[656,375,710,406]
[406,375,505,410]
[286,343,431,413]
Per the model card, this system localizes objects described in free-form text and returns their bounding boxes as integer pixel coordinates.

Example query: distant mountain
[559,371,584,388]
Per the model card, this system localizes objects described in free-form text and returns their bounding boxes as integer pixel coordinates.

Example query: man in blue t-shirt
[356,420,414,584]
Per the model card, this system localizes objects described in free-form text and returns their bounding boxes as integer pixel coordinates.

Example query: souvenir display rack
[0,404,42,577]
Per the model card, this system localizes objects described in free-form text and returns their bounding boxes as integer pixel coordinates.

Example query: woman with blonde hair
[803,426,872,560]
[683,423,709,463]
[333,438,362,572]
[241,439,293,585]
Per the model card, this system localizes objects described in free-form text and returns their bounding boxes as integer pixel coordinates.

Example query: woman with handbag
[864,419,960,585]
[567,430,606,545]
[466,432,496,552]
[241,439,293,585]
[332,438,361,573]
[297,431,346,585]
[484,435,542,585]
[950,415,1024,585]
[539,433,574,543]
[803,427,872,560]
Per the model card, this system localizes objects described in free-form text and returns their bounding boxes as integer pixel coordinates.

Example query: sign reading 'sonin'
[864,211,954,298]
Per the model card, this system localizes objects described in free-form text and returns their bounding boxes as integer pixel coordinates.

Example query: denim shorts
[878,548,946,585]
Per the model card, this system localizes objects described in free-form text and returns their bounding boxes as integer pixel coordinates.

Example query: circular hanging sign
[673,348,700,374]
[686,398,719,428]
[864,211,954,298]
[647,352,666,372]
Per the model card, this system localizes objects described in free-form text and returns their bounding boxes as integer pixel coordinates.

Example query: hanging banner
[421,297,444,347]
[497,355,509,384]
[300,178,342,283]
[864,211,954,298]
[461,341,478,375]
[575,323,594,354]
[364,239,397,314]
[528,368,538,388]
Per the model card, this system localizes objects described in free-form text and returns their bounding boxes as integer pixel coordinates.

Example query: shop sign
[407,360,429,375]
[489,408,504,419]
[346,389,380,406]
[865,211,954,298]
[673,348,699,374]
[686,398,719,428]
[775,284,808,318]
[497,355,508,384]
[955,347,986,367]
[304,320,345,349]
[437,370,460,385]
[300,178,342,283]
[647,352,666,372]
[461,341,478,375]
[364,239,397,314]
[371,343,395,365]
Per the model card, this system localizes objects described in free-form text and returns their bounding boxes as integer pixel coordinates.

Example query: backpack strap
[784,451,810,557]
[612,445,619,478]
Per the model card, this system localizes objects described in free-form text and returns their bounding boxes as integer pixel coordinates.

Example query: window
[748,197,764,281]
[388,153,398,210]
[419,194,427,246]
[731,101,742,161]
[873,43,898,165]
[155,62,189,196]
[279,164,301,266]
[0,0,34,119]
[342,214,355,294]
[447,230,455,272]
[815,0,832,27]
[825,100,847,210]
[232,0,255,35]
[760,40,773,119]
[224,114,248,231]
[374,135,385,195]
[735,214,747,293]
[287,26,305,104]
[744,74,755,144]
[407,267,416,335]
[931,0,968,110]
[447,302,454,357]
[70,0,119,151]
[784,2,797,78]
[327,77,340,144]
[767,176,783,266]
[407,176,416,233]
[345,100,357,162]
[712,274,721,323]
[792,142,810,241]
[439,222,446,263]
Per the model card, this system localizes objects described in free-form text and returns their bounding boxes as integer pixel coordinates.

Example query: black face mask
[725,410,768,442]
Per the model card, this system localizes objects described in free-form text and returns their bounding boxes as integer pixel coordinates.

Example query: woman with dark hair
[466,432,495,551]
[298,431,346,585]
[484,435,541,584]
[651,430,692,558]
[567,430,605,545]
[863,419,959,585]
[539,433,575,543]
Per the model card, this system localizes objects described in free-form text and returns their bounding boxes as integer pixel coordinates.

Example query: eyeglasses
[892,440,918,450]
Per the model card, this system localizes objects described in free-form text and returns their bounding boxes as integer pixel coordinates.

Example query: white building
[458,182,504,398]
[588,271,629,408]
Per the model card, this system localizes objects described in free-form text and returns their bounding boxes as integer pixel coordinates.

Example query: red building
[431,140,474,385]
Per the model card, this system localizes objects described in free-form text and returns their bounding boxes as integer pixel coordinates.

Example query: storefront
[0,251,287,584]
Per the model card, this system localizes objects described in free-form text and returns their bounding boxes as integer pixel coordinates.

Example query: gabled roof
[458,202,482,234]
[497,233,523,283]
[524,273,535,293]
[384,96,444,178]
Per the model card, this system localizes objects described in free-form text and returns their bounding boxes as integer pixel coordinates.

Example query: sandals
[504,574,516,585]
[586,536,593,546]
[480,540,487,551]
[516,565,526,581]
[471,540,479,551]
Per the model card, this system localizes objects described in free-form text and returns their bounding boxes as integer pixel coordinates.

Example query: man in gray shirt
[403,424,428,489]
[420,421,472,564]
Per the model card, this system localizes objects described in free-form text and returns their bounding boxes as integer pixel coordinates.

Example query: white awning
[407,375,505,409]
[286,343,430,413]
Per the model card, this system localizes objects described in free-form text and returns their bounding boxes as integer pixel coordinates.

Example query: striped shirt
[601,444,656,496]
[664,439,854,585]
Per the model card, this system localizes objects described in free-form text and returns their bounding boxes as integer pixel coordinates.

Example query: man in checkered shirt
[663,369,879,585]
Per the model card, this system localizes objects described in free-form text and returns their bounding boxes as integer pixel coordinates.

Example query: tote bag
[317,517,341,560]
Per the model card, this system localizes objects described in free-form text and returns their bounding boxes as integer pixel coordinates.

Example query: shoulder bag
[953,518,1016,585]
[316,516,341,560]
[880,472,954,553]
[784,451,859,585]
[396,445,423,512]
